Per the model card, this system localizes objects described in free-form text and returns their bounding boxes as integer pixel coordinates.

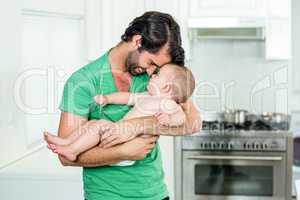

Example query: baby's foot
[48,144,77,161]
[44,131,70,145]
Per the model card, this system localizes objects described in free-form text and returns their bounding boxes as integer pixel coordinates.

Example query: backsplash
[189,39,291,114]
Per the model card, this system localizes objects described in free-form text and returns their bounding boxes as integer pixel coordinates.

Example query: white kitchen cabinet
[266,0,291,19]
[189,0,266,17]
[0,0,84,186]
[265,0,291,60]
[292,0,300,92]
[21,13,86,145]
[265,19,291,60]
[86,0,146,60]
[144,0,179,17]
[22,0,85,15]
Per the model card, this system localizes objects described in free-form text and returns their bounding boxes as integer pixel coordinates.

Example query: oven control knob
[228,143,234,149]
[211,142,217,149]
[263,143,269,150]
[207,143,211,149]
[246,143,252,149]
[260,143,264,150]
[219,142,225,149]
[254,143,260,150]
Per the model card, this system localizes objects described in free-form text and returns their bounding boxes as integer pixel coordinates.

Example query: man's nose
[146,66,156,75]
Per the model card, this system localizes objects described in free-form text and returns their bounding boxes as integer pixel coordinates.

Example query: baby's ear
[162,84,171,93]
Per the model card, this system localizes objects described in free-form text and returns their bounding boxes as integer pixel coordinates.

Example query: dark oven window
[195,164,273,196]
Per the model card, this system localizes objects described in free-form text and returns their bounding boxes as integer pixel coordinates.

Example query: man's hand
[118,135,158,160]
[154,112,171,126]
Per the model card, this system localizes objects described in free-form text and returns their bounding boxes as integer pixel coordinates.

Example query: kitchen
[0,0,299,200]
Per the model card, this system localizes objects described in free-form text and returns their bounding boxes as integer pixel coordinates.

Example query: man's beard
[125,50,144,76]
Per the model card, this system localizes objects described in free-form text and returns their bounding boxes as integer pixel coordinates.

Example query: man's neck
[109,42,129,73]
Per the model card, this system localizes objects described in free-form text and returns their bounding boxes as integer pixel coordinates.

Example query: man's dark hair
[121,11,185,66]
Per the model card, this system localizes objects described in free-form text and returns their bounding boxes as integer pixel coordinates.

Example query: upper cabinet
[185,0,291,60]
[86,0,146,61]
[22,0,85,15]
[266,0,290,19]
[265,0,291,60]
[265,19,291,60]
[189,0,266,17]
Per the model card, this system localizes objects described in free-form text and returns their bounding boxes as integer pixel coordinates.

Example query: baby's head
[147,64,195,103]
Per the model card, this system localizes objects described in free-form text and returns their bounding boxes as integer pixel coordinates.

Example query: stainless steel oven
[174,130,293,200]
[183,151,287,200]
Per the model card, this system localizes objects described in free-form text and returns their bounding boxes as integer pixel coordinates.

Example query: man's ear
[131,35,142,49]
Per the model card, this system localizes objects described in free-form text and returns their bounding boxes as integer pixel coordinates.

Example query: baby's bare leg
[49,120,110,161]
[44,120,109,146]
[44,131,79,146]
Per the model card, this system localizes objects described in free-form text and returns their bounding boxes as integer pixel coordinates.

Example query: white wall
[189,39,291,115]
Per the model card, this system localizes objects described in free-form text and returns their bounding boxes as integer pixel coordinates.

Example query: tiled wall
[189,39,291,115]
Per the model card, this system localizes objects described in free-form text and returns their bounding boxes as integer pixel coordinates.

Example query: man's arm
[130,99,202,136]
[100,99,201,148]
[57,112,157,167]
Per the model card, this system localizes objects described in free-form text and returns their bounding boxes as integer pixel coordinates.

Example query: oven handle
[187,155,282,161]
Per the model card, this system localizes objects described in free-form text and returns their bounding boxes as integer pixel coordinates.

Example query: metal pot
[262,112,290,123]
[223,109,235,123]
[222,109,248,125]
[272,113,290,124]
[234,109,248,125]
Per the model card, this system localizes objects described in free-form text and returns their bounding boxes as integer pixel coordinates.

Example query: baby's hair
[166,64,195,103]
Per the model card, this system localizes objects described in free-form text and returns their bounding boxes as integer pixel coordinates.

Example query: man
[58,11,201,200]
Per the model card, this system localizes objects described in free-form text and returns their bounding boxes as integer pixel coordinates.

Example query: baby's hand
[94,95,108,106]
[155,112,171,126]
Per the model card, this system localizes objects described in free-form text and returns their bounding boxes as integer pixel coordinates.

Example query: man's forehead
[151,46,171,66]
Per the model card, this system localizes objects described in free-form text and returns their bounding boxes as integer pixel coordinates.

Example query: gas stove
[175,114,293,200]
[202,120,290,132]
[182,130,290,152]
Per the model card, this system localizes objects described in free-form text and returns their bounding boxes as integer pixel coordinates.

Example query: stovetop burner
[202,119,289,132]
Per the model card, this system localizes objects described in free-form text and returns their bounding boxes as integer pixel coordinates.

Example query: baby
[44,64,195,165]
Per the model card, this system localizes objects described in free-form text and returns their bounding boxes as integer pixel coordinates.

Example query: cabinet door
[265,19,291,60]
[144,0,179,17]
[87,0,146,60]
[22,14,86,145]
[292,0,300,91]
[266,0,290,19]
[189,0,265,17]
[23,0,85,15]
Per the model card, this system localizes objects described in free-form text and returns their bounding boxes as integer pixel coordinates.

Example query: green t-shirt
[59,52,168,200]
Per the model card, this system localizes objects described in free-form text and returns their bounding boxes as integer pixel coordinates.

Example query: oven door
[183,151,286,200]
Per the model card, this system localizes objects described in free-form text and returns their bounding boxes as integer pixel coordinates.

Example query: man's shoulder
[67,52,109,84]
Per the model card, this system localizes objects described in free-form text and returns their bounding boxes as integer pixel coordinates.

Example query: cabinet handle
[187,155,282,161]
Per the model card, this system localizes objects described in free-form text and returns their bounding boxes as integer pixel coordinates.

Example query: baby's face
[147,66,172,96]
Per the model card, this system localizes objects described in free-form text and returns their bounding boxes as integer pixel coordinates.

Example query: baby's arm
[94,92,147,106]
[157,100,186,127]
